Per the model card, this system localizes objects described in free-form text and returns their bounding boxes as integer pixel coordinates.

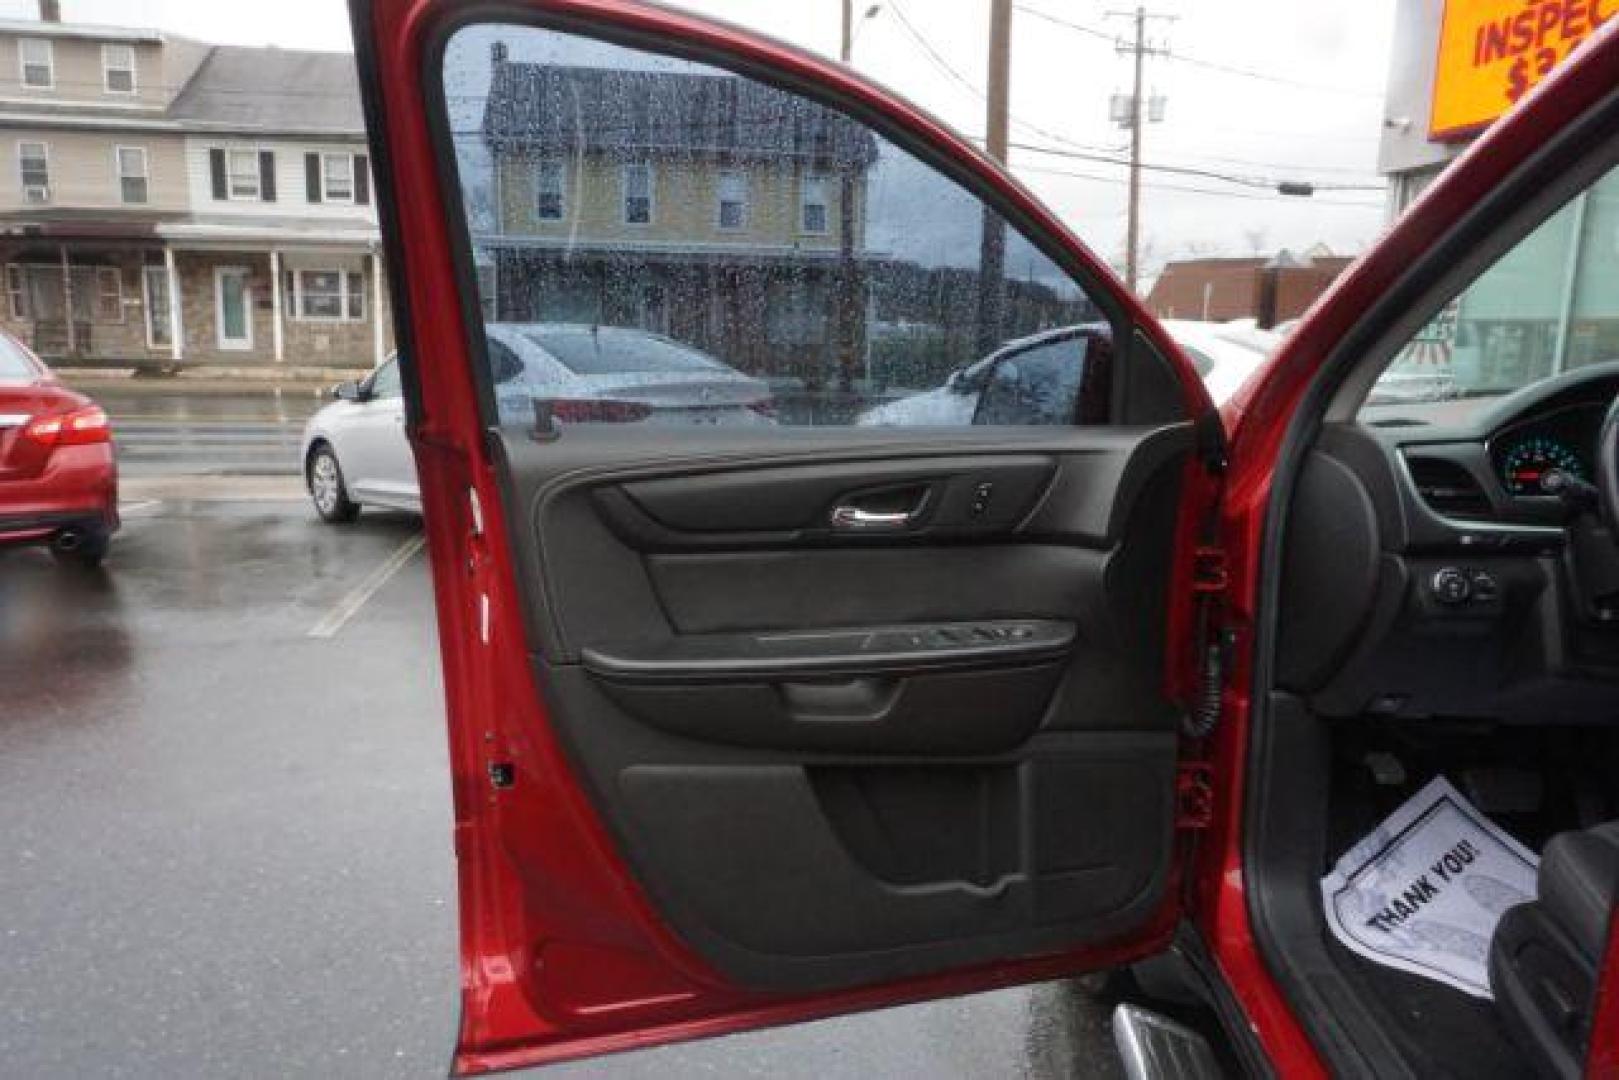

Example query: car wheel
[50,527,109,570]
[308,443,360,523]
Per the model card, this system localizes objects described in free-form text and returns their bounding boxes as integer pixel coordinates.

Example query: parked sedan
[301,325,773,521]
[0,332,117,567]
[856,318,1280,427]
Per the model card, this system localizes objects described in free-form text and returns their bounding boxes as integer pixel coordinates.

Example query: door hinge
[1176,763,1215,829]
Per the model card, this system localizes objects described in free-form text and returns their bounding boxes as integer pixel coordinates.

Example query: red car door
[350,0,1220,1072]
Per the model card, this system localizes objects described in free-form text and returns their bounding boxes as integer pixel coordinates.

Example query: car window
[0,334,37,380]
[442,25,1113,429]
[520,328,727,376]
[974,335,1092,425]
[1361,162,1619,423]
[369,358,402,400]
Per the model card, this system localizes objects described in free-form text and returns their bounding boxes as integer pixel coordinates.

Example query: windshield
[521,328,728,377]
[0,334,38,381]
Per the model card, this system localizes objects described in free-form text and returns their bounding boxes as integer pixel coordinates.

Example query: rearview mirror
[332,379,364,402]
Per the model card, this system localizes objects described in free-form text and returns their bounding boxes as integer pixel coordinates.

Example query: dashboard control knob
[1431,567,1472,605]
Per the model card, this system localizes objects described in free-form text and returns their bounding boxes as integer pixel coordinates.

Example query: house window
[294,269,365,321]
[800,174,829,234]
[95,267,122,322]
[227,148,260,199]
[6,264,26,318]
[622,162,652,225]
[321,153,354,202]
[116,145,148,204]
[102,43,136,94]
[18,141,48,203]
[717,170,747,230]
[18,38,52,89]
[535,160,564,221]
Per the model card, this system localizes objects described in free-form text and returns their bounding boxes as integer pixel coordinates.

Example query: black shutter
[209,148,226,199]
[354,154,369,205]
[259,151,276,201]
[305,153,322,203]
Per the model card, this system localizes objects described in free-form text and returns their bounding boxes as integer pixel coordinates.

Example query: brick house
[0,9,391,369]
[1145,246,1354,328]
[477,45,879,383]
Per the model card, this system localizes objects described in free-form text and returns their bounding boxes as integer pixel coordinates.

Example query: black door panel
[493,424,1190,991]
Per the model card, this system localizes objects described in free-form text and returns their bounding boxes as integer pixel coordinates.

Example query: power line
[1014,2,1383,100]
[1015,160,1385,208]
[1009,138,1385,191]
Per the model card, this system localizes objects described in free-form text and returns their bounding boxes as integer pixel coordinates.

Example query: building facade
[1378,0,1618,393]
[0,11,391,369]
[1145,247,1353,327]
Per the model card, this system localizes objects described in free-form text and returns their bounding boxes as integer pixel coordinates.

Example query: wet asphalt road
[84,385,323,477]
[0,484,1126,1078]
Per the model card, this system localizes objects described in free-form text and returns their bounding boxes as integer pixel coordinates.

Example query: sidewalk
[61,364,367,396]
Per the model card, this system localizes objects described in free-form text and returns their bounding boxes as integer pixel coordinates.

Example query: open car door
[350,0,1221,1071]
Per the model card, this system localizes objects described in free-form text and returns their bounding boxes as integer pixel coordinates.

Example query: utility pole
[841,0,852,63]
[976,0,1012,354]
[1108,7,1171,294]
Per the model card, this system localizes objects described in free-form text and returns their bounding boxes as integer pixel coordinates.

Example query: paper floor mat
[1320,776,1539,998]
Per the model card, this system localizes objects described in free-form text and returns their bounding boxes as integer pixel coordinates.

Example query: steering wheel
[1596,394,1619,534]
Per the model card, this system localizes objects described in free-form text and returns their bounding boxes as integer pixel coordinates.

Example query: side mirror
[945,368,969,393]
[332,379,364,402]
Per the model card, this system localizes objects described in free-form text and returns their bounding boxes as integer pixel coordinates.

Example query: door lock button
[970,482,994,518]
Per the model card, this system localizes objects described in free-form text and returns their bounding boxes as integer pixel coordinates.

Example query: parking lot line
[306,533,427,639]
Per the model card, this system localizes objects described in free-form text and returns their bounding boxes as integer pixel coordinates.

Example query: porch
[0,240,393,371]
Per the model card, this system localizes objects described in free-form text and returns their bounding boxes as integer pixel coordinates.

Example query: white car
[301,324,773,521]
[856,319,1280,429]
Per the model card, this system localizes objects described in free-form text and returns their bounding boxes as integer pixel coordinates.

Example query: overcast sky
[2,0,1397,274]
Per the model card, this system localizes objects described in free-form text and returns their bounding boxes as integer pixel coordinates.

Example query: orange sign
[1431,0,1617,139]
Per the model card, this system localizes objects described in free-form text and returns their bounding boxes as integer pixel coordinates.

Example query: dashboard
[1275,362,1619,727]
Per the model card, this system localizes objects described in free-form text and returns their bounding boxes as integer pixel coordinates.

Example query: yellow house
[478,47,878,383]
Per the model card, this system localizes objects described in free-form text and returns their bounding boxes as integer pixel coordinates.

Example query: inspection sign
[1320,776,1539,998]
[1432,0,1618,139]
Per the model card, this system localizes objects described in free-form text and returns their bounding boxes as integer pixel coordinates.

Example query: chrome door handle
[829,505,918,530]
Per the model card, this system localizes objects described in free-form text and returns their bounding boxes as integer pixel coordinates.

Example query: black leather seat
[1489,821,1619,1079]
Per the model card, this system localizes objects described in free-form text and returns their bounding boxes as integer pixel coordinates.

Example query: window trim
[101,42,136,95]
[94,266,123,323]
[292,266,366,323]
[800,172,830,235]
[114,144,148,205]
[17,139,48,203]
[620,161,654,226]
[224,147,261,201]
[17,37,52,90]
[320,152,356,203]
[534,159,565,221]
[715,168,748,231]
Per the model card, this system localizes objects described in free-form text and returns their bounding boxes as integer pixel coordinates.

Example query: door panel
[353,0,1217,1069]
[493,422,1189,991]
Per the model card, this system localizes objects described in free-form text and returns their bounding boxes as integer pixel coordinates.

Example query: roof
[483,60,879,168]
[0,18,164,43]
[168,46,364,135]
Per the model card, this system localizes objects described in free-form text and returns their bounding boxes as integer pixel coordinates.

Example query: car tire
[308,443,360,524]
[50,527,109,570]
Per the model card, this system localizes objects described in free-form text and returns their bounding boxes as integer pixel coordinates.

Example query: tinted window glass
[442,25,1110,429]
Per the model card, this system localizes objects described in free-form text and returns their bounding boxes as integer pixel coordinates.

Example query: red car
[0,333,116,568]
[350,2,1619,1076]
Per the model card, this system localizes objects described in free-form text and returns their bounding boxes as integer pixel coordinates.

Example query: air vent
[1406,455,1491,518]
